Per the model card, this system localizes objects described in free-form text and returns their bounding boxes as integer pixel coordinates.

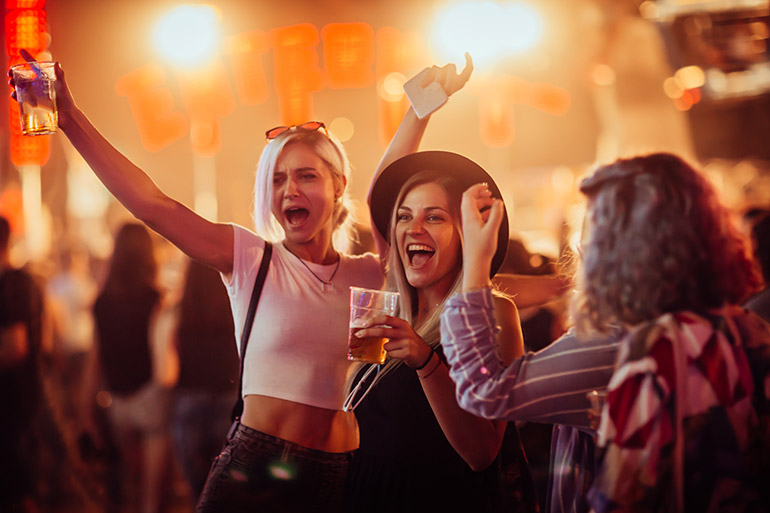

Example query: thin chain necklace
[284,243,341,292]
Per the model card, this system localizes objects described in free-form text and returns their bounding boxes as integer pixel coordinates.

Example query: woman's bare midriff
[241,395,359,453]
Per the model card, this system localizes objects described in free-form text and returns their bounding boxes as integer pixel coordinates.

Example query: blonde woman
[11,56,472,512]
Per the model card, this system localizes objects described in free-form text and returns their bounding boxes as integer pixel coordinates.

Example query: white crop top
[223,224,384,411]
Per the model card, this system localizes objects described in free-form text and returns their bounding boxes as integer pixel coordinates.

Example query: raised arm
[412,294,522,471]
[368,54,474,258]
[441,289,618,428]
[442,185,618,428]
[30,64,234,274]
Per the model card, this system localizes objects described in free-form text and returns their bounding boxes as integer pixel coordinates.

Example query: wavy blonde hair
[364,170,466,387]
[252,127,356,253]
[573,153,761,334]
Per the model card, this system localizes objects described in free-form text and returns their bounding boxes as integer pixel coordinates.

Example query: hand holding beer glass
[10,59,58,136]
[347,287,399,365]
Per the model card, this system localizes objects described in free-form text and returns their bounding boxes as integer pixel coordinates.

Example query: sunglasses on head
[265,121,328,141]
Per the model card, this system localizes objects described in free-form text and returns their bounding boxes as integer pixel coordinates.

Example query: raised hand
[354,314,433,369]
[9,62,76,118]
[421,52,474,97]
[50,63,77,117]
[460,183,504,291]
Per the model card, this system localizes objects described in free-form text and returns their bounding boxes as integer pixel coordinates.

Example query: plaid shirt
[589,308,770,513]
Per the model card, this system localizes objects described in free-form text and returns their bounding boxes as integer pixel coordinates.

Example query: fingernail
[354,331,364,338]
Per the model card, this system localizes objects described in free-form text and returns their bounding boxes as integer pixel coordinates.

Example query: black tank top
[345,352,507,512]
[93,287,158,396]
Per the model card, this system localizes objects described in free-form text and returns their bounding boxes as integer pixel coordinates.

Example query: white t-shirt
[223,224,384,411]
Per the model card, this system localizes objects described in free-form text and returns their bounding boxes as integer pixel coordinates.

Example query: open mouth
[406,243,435,267]
[284,207,309,226]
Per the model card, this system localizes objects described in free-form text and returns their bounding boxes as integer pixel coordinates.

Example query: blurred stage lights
[432,1,543,66]
[380,72,407,102]
[153,4,221,67]
[329,117,355,142]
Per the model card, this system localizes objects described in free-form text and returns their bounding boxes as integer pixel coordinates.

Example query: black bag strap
[230,241,272,422]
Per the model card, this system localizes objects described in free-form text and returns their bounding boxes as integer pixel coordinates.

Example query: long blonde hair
[366,171,466,387]
[252,128,356,253]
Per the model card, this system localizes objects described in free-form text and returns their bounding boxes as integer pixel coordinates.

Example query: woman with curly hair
[441,153,770,512]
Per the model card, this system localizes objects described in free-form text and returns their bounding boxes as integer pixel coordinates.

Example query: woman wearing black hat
[13,55,474,512]
[344,151,537,512]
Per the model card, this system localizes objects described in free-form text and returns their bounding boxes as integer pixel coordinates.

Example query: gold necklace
[284,244,341,292]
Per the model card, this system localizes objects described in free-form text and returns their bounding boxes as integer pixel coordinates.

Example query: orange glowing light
[114,63,189,152]
[476,75,517,146]
[673,94,693,111]
[10,134,49,166]
[5,1,46,8]
[375,27,422,146]
[226,31,270,106]
[0,185,24,236]
[175,58,235,156]
[329,117,354,142]
[4,8,46,55]
[480,97,514,147]
[528,83,570,116]
[175,59,235,123]
[271,24,324,125]
[322,23,375,89]
[379,72,406,102]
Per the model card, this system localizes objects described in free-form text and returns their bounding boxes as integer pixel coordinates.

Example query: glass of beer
[347,287,399,365]
[11,61,58,136]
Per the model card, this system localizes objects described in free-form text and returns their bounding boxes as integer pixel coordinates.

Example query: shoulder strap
[231,241,272,422]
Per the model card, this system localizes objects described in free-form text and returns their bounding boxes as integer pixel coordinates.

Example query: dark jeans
[196,423,354,513]
[171,390,234,501]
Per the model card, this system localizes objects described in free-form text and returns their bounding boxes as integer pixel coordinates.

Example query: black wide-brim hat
[369,150,509,277]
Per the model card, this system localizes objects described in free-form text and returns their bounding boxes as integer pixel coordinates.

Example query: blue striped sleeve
[441,288,620,429]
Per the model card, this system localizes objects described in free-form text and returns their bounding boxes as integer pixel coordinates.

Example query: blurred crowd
[1,218,239,513]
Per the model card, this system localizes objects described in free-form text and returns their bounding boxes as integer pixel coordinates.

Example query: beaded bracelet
[413,347,435,371]
[417,354,442,380]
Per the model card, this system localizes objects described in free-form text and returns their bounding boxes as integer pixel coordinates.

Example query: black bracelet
[413,347,435,371]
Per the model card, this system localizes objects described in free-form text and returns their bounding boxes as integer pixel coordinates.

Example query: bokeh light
[675,65,705,89]
[432,1,543,66]
[330,117,355,142]
[153,4,221,67]
[379,72,407,102]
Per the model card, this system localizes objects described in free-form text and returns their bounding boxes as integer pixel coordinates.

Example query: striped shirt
[440,288,621,513]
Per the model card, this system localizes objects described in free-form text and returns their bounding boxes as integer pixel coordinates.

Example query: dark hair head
[0,216,9,252]
[102,223,157,296]
[574,153,761,332]
[178,259,233,336]
[751,213,770,283]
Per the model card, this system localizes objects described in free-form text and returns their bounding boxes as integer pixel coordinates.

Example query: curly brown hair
[573,153,761,333]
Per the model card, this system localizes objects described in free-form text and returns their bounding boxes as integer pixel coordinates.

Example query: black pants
[196,422,354,513]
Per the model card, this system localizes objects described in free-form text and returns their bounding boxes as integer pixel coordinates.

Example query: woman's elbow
[134,193,178,226]
[455,387,501,420]
[465,445,501,472]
